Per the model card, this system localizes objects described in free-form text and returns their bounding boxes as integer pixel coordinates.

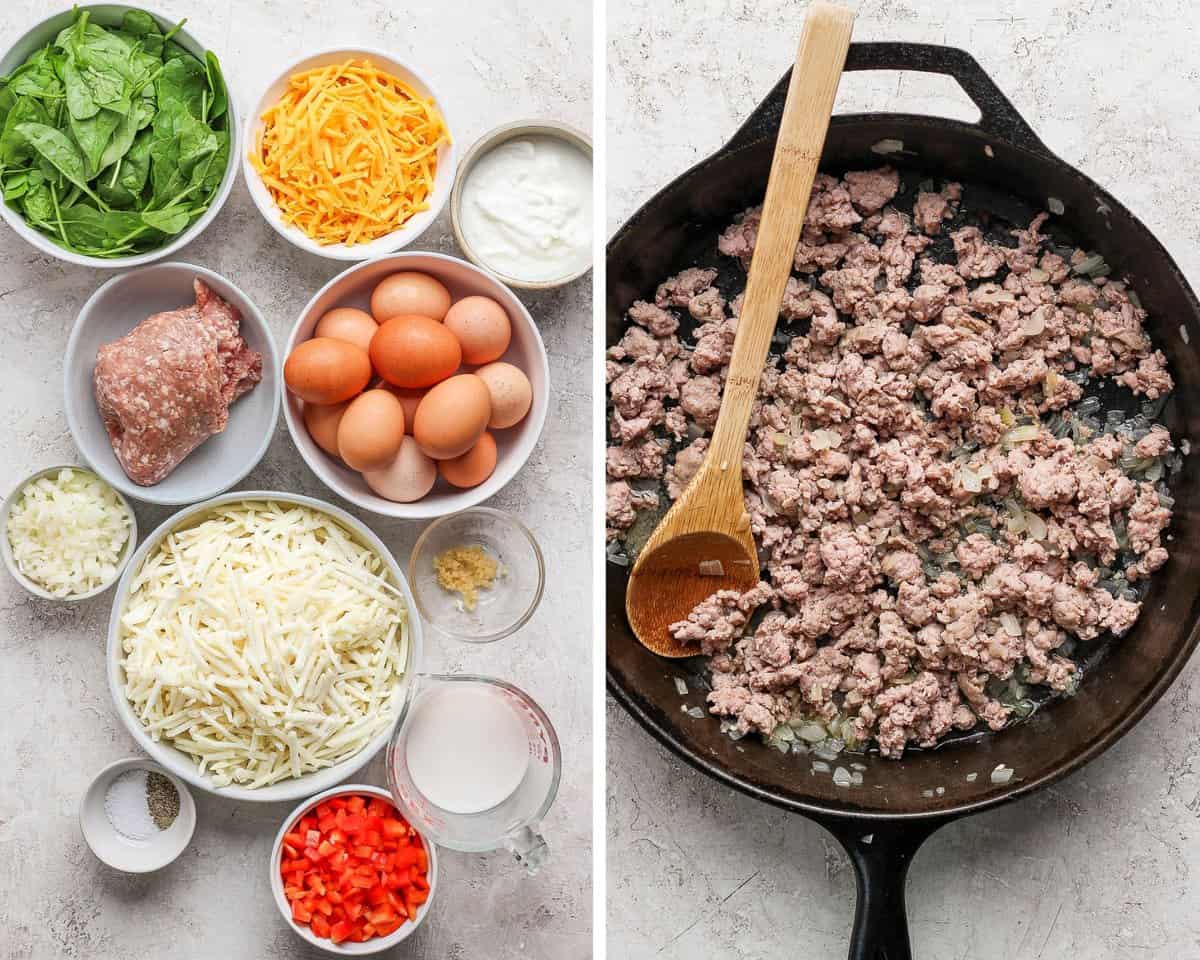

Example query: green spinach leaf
[60,59,100,120]
[190,126,229,200]
[140,206,191,234]
[21,180,54,225]
[2,170,31,200]
[97,100,149,171]
[68,107,121,176]
[15,121,105,204]
[120,10,157,38]
[0,96,49,164]
[9,49,63,100]
[119,128,154,195]
[204,51,227,122]
[156,56,207,118]
[55,201,148,254]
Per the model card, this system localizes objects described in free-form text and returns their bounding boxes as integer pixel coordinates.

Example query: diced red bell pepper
[281,794,428,944]
[380,819,406,840]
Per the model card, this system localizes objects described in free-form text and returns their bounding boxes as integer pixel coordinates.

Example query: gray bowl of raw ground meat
[65,263,279,506]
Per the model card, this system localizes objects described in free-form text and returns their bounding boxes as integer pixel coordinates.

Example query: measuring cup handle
[506,825,550,874]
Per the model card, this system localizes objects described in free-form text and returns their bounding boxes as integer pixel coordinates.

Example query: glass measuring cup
[386,674,561,873]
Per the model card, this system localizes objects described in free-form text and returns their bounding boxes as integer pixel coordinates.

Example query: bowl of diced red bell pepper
[271,785,437,952]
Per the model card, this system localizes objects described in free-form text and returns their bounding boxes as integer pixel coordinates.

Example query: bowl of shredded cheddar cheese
[243,49,454,260]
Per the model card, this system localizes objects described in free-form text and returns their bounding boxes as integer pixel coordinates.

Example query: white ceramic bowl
[0,5,239,269]
[450,119,593,290]
[270,784,438,954]
[105,491,423,803]
[242,47,455,261]
[283,253,550,519]
[64,262,279,506]
[80,757,196,873]
[0,464,138,602]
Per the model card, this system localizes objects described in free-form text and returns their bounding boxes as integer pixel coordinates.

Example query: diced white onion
[1002,425,1040,445]
[810,429,841,450]
[797,722,827,743]
[1025,512,1047,541]
[1005,503,1028,534]
[999,612,1022,637]
[6,468,132,597]
[1021,308,1047,337]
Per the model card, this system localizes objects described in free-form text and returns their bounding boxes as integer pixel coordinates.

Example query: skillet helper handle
[728,41,1049,159]
[816,817,948,960]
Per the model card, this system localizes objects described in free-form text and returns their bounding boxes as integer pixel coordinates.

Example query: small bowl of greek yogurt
[450,121,592,291]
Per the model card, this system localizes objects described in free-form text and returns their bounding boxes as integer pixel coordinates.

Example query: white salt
[104,769,158,841]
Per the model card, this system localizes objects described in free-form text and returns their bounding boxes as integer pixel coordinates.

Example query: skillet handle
[727,41,1049,158]
[814,815,949,960]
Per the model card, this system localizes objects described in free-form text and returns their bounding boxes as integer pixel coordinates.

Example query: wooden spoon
[625,2,856,657]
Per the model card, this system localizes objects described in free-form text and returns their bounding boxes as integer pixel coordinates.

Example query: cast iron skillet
[607,42,1200,959]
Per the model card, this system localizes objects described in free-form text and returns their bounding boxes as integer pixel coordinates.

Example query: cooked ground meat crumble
[606,166,1179,759]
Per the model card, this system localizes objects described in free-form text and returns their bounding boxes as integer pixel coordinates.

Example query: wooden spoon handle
[707,2,856,470]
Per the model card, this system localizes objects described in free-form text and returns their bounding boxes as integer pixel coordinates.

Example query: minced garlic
[433,545,499,611]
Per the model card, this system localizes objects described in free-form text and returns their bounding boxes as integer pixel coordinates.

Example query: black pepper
[145,771,180,830]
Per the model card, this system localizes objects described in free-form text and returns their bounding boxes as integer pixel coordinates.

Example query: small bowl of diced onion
[1,465,137,602]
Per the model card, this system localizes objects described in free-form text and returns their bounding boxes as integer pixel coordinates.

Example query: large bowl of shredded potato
[242,47,455,261]
[106,491,423,802]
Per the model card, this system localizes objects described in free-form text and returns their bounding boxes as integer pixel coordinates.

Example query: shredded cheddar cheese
[250,59,450,246]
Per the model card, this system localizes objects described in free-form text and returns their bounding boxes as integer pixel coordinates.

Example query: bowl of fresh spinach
[0,5,237,266]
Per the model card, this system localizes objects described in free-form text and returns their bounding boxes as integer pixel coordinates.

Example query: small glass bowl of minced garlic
[409,508,544,643]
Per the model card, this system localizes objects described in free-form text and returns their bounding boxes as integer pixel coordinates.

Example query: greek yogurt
[459,135,592,283]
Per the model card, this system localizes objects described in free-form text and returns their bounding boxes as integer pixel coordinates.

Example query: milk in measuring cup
[404,684,530,814]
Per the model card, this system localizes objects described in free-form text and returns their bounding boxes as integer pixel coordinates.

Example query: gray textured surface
[0,1,591,957]
[607,1,1200,958]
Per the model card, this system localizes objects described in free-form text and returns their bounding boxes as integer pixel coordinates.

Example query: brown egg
[303,400,350,458]
[370,315,462,388]
[371,272,452,322]
[413,374,491,460]
[474,362,532,429]
[336,389,406,471]
[314,307,378,352]
[438,432,497,488]
[382,386,426,434]
[443,296,511,365]
[363,436,437,502]
[284,337,372,404]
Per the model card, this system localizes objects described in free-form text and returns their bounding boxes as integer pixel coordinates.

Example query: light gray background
[607,1,1200,958]
[0,2,591,958]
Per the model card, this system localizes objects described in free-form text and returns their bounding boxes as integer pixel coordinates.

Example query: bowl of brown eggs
[282,253,549,518]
